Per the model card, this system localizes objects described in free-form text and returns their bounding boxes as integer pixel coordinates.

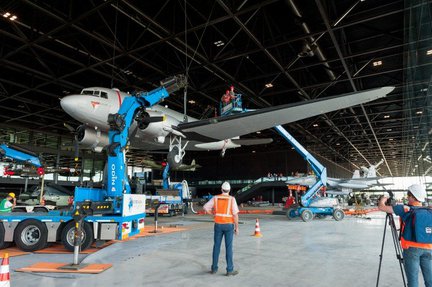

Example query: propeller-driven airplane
[140,158,200,172]
[60,82,394,169]
[286,159,391,195]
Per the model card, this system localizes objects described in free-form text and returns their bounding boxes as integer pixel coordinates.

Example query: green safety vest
[0,198,12,212]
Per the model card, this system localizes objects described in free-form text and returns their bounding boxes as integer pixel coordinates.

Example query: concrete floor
[9,212,413,287]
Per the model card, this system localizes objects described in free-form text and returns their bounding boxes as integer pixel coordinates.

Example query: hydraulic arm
[106,75,187,200]
[0,143,43,168]
[274,125,327,207]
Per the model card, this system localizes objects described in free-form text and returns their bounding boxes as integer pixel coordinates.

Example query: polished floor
[10,212,411,287]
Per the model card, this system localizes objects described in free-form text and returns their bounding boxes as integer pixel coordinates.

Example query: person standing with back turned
[203,181,239,276]
[378,184,432,287]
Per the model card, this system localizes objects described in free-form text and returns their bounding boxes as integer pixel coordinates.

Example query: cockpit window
[81,90,93,95]
[80,89,103,97]
[101,91,108,99]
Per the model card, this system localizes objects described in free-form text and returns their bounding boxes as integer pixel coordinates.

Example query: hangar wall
[179,149,307,181]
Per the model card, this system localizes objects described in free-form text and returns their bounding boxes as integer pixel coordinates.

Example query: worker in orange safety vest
[203,181,239,276]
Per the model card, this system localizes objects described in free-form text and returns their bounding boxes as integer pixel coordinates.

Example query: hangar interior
[0,1,431,189]
[0,1,432,287]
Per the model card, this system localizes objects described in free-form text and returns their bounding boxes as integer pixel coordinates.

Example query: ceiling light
[387,128,392,131]
[252,150,256,153]
[256,131,261,134]
[336,143,340,146]
[214,40,225,47]
[188,100,195,104]
[416,111,423,114]
[265,83,273,88]
[313,124,318,127]
[9,15,17,21]
[384,115,390,118]
[3,12,10,18]
[373,60,382,66]
[427,50,432,55]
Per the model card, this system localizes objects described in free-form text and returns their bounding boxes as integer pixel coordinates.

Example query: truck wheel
[61,221,94,252]
[0,224,11,249]
[300,209,313,222]
[286,208,296,220]
[333,209,345,221]
[14,219,48,252]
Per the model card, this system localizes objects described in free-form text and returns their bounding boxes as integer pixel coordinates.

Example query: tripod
[376,213,407,287]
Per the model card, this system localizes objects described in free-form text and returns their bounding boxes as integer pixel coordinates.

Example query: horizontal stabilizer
[231,138,273,146]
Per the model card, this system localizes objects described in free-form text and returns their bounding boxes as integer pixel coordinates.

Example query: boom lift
[0,75,187,252]
[0,143,52,212]
[218,88,343,222]
[275,126,344,222]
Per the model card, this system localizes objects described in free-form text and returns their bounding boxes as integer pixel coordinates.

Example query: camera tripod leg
[376,213,407,287]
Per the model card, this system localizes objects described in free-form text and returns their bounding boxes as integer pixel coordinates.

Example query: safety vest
[214,194,234,224]
[0,199,12,213]
[400,204,432,250]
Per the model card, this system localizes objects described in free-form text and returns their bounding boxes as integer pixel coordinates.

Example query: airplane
[286,159,391,195]
[140,158,200,172]
[60,83,395,169]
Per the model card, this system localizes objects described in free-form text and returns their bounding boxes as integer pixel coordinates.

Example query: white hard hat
[408,184,427,202]
[221,182,231,192]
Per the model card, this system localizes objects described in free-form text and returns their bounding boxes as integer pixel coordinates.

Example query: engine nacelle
[135,110,179,143]
[76,125,109,152]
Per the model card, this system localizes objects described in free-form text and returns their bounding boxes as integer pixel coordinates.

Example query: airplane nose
[60,96,75,114]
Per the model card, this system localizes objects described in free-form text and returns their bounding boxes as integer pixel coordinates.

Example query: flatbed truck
[0,75,186,251]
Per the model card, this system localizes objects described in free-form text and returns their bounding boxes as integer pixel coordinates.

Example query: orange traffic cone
[252,218,263,237]
[0,253,10,287]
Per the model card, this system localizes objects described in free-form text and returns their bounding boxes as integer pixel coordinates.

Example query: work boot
[226,270,239,276]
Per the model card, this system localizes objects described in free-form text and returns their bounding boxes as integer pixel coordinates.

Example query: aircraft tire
[167,146,182,169]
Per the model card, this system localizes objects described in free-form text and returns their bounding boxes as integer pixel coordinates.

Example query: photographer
[378,184,432,287]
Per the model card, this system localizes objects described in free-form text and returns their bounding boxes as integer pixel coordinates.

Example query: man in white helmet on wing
[203,181,240,276]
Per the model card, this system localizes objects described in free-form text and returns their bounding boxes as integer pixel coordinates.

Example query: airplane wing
[177,87,394,142]
[231,138,273,146]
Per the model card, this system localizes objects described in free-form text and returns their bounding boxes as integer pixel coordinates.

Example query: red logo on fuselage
[91,101,100,109]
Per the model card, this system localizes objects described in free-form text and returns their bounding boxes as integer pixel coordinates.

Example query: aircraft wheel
[14,219,47,252]
[286,208,297,220]
[0,223,11,249]
[61,221,94,251]
[167,146,182,169]
[333,209,345,221]
[300,209,314,222]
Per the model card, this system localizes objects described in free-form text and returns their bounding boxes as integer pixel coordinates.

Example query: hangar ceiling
[0,0,430,177]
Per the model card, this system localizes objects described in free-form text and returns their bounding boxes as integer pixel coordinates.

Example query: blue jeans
[212,223,234,272]
[403,247,432,287]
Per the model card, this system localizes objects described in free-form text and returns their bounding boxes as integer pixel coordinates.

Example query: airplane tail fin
[366,159,384,178]
[352,170,361,179]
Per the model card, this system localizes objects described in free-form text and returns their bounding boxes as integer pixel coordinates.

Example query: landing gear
[167,136,188,169]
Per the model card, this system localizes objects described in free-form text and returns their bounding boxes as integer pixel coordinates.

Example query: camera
[378,191,395,206]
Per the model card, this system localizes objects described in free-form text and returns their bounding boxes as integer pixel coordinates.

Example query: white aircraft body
[286,159,390,195]
[60,85,394,168]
